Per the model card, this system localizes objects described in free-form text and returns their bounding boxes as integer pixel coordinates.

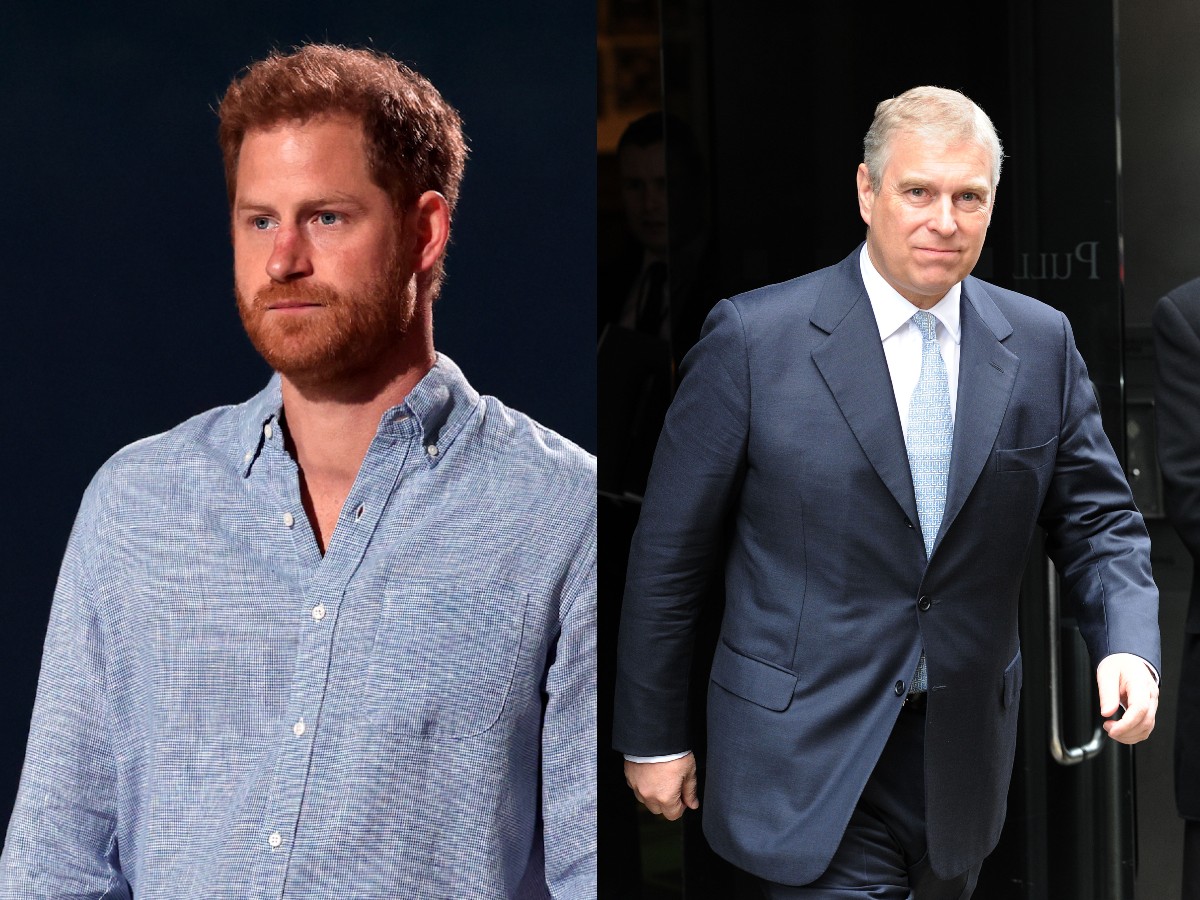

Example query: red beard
[236,250,415,389]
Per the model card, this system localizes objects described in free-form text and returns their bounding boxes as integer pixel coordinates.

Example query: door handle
[1046,558,1105,765]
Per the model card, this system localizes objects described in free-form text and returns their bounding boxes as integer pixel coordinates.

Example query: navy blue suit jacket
[614,247,1160,884]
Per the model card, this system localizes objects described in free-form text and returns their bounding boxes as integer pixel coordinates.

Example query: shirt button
[293,719,306,737]
[268,831,282,848]
[426,444,440,457]
[894,680,906,696]
[283,512,295,528]
[243,451,253,463]
[264,423,273,440]
[918,595,932,612]
[311,604,326,622]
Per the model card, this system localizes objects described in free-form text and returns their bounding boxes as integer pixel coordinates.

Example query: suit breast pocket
[364,586,529,740]
[994,436,1058,473]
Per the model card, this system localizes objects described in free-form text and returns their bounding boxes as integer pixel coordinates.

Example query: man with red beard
[0,45,595,899]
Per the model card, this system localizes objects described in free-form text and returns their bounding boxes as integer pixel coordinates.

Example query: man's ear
[409,190,451,274]
[856,163,875,227]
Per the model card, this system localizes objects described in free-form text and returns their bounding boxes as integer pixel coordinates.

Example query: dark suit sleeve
[1154,292,1200,560]
[1037,312,1160,671]
[613,299,750,756]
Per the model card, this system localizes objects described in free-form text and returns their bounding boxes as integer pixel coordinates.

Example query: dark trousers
[742,703,979,899]
[1184,819,1200,900]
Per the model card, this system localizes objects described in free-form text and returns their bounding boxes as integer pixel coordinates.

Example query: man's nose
[644,184,667,214]
[928,197,957,235]
[266,227,313,282]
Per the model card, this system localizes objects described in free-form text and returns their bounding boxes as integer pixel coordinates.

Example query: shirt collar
[237,352,481,477]
[858,245,962,345]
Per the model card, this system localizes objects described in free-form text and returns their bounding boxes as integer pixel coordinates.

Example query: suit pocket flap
[1002,648,1023,708]
[994,437,1058,472]
[710,640,798,712]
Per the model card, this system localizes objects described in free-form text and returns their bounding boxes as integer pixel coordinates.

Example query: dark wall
[1120,0,1200,328]
[668,3,1013,302]
[0,3,594,827]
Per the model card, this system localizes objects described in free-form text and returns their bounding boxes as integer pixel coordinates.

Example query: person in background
[598,110,729,898]
[1154,279,1200,900]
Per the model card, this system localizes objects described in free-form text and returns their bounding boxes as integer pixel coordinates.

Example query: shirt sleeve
[0,495,131,899]
[541,543,597,899]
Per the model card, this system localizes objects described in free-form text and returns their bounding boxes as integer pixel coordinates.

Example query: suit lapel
[811,253,919,525]
[938,278,1019,545]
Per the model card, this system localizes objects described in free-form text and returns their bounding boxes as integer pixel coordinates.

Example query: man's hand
[1097,652,1159,744]
[624,753,699,820]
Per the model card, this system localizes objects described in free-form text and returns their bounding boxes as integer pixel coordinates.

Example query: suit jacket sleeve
[613,299,750,756]
[1037,311,1160,670]
[1154,291,1200,560]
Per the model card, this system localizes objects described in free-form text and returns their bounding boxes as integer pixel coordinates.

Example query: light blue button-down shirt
[0,355,596,899]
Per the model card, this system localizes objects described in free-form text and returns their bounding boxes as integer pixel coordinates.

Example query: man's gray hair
[862,86,1004,192]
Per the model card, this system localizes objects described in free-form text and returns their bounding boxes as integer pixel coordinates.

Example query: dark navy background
[0,3,594,828]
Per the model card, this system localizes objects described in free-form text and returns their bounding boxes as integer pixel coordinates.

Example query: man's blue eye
[318,212,339,225]
[252,217,272,230]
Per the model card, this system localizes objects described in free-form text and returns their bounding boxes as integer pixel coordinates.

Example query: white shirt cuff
[624,750,690,763]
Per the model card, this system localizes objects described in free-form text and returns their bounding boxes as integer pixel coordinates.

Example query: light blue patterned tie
[907,310,953,694]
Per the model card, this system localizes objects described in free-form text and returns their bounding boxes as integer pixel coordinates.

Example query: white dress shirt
[859,245,961,431]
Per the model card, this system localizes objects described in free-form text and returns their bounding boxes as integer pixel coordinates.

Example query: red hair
[218,44,468,292]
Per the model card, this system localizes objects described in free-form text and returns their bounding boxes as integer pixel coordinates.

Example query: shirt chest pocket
[365,586,530,740]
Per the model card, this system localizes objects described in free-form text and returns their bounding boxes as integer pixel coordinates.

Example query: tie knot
[912,310,938,342]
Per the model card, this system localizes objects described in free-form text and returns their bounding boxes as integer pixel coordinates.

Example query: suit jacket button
[918,595,932,612]
[894,680,905,696]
